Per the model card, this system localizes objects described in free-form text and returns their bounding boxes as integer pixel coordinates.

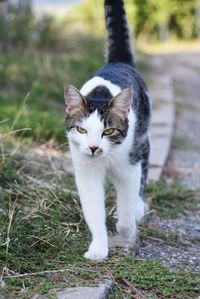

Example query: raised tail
[104,0,135,67]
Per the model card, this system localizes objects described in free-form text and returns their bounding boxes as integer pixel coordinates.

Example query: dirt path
[138,52,200,272]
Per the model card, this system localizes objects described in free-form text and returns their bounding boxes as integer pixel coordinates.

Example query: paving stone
[151,103,175,126]
[151,124,173,137]
[148,166,162,182]
[55,282,113,299]
[149,136,171,167]
[151,90,174,102]
[149,71,175,181]
[33,282,113,299]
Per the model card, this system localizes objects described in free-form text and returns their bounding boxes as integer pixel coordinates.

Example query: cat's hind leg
[112,162,144,241]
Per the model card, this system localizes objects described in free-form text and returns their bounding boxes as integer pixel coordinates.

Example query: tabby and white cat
[64,0,151,261]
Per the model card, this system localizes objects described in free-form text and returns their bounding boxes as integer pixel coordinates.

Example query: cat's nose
[89,146,99,154]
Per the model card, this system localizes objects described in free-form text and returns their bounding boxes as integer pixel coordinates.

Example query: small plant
[146,181,197,218]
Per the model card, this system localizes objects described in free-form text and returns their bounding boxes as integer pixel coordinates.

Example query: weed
[172,136,189,150]
[140,225,181,247]
[146,181,197,218]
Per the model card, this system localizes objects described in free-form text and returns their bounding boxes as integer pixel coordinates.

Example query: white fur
[68,110,111,158]
[67,86,144,261]
[80,76,121,97]
[68,77,144,260]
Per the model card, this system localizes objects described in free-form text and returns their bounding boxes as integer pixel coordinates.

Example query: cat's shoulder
[80,75,121,97]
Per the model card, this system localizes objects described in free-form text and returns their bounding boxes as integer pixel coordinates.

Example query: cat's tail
[104,0,135,67]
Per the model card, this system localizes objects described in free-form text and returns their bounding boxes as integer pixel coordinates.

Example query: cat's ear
[64,84,87,115]
[108,88,133,119]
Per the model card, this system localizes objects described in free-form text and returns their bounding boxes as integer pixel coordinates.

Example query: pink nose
[89,146,99,154]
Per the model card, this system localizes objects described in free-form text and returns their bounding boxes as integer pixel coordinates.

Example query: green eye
[103,128,115,136]
[76,126,87,134]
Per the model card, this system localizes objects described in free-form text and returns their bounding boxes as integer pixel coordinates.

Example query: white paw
[84,242,108,261]
[135,197,145,222]
[116,222,136,240]
[84,250,107,261]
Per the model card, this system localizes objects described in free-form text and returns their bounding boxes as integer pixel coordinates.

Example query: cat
[64,0,151,261]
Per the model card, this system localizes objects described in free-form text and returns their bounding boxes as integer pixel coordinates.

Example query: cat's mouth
[84,148,103,158]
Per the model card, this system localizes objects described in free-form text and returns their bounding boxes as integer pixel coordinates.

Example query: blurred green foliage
[0,0,200,143]
[134,0,200,41]
[0,37,104,143]
[0,1,72,50]
[1,0,200,50]
[69,0,200,42]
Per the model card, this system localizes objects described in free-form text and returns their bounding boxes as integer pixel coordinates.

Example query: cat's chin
[79,149,105,158]
[83,152,102,158]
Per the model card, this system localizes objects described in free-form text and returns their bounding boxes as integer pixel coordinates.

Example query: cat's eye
[103,128,115,136]
[76,126,87,134]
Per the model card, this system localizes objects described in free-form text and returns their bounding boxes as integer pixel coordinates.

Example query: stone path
[55,282,113,299]
[138,51,200,272]
[148,57,175,181]
[164,51,200,189]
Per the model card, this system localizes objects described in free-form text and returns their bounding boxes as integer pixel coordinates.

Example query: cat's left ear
[108,88,133,119]
[64,84,87,115]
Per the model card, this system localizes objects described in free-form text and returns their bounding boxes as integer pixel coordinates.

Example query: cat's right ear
[64,84,87,115]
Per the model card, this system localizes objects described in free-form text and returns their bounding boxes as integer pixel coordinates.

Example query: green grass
[0,37,104,95]
[0,37,148,144]
[146,181,198,218]
[140,225,182,247]
[0,36,104,143]
[0,93,65,143]
[0,155,200,298]
[172,135,200,152]
[171,136,190,150]
[2,257,200,299]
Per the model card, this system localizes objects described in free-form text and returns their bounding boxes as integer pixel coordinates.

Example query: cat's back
[94,63,148,95]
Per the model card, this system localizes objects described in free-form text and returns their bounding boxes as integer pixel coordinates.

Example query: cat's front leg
[113,162,144,242]
[75,164,108,261]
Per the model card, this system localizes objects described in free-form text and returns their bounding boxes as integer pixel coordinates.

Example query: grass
[0,36,148,144]
[140,225,182,247]
[0,93,65,143]
[171,136,190,150]
[171,135,200,153]
[0,153,200,298]
[1,36,200,298]
[0,36,104,143]
[2,256,200,299]
[146,181,198,218]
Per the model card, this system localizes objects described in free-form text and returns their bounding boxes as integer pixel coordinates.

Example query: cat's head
[64,84,132,157]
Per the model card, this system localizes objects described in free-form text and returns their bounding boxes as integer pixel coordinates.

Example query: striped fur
[104,0,135,66]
